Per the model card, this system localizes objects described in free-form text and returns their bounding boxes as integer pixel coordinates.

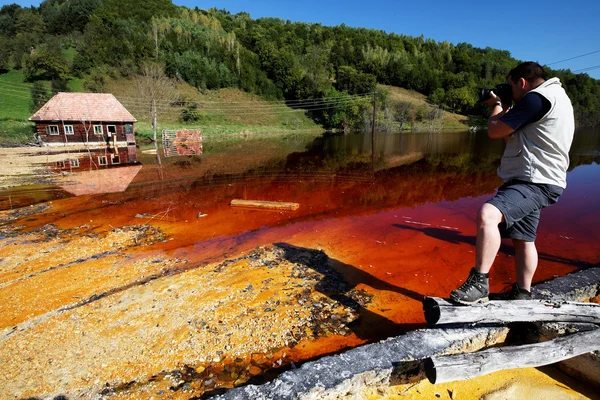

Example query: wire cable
[572,64,600,73]
[547,50,600,66]
[118,96,371,111]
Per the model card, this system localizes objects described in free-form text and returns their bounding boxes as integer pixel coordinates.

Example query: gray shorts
[487,180,563,242]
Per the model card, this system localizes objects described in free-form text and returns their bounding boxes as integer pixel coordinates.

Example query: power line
[119,96,371,111]
[115,92,374,105]
[573,64,600,73]
[547,50,600,66]
[0,80,374,105]
[0,82,375,112]
[1,92,366,116]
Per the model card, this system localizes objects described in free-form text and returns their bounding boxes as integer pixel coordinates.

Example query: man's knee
[478,203,503,227]
[513,238,536,250]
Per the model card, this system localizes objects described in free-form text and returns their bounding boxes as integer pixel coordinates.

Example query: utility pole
[371,92,376,171]
[152,98,158,143]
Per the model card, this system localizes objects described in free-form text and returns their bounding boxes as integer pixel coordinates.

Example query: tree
[14,7,45,40]
[0,3,21,36]
[30,81,50,113]
[0,36,10,71]
[23,44,70,82]
[51,77,69,94]
[393,101,412,131]
[320,87,372,132]
[83,65,113,92]
[40,0,100,34]
[93,0,176,23]
[444,86,476,113]
[135,62,177,142]
[335,65,376,95]
[428,88,446,107]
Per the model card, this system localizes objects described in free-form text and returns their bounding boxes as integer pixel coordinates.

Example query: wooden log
[425,327,600,384]
[230,199,299,211]
[423,296,600,326]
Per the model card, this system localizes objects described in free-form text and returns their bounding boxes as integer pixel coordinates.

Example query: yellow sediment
[0,228,178,329]
[0,237,354,398]
[364,367,591,399]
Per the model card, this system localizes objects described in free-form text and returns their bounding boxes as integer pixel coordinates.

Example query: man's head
[507,62,546,102]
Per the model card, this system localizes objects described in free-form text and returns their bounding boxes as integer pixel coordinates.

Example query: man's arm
[493,92,551,140]
[487,103,515,139]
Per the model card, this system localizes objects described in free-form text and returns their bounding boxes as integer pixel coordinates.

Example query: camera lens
[478,88,491,103]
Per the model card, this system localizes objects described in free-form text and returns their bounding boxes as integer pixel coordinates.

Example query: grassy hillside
[0,70,471,147]
[379,84,469,130]
[104,77,321,140]
[0,71,38,146]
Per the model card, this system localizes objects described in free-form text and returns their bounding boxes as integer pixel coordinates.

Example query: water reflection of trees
[125,129,600,221]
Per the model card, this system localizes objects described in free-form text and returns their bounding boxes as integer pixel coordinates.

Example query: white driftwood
[425,327,600,384]
[423,297,600,326]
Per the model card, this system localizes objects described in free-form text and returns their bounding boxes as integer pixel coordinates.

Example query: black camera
[478,83,512,105]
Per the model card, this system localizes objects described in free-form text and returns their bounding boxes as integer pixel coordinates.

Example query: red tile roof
[29,93,137,123]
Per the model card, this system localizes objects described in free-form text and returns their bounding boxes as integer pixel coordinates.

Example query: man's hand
[486,91,514,139]
[484,91,504,107]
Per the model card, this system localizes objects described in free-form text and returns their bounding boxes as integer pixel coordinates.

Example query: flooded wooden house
[29,92,137,146]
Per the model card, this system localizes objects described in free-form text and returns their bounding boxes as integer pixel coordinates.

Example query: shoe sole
[449,296,489,305]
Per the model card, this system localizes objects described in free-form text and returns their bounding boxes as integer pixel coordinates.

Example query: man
[450,62,575,305]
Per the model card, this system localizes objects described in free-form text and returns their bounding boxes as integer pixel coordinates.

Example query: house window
[46,125,59,135]
[69,159,80,168]
[98,156,108,166]
[54,161,65,168]
[111,154,120,165]
[94,125,103,135]
[64,125,74,135]
[107,125,117,137]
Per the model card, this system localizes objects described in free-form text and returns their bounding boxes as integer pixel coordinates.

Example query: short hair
[508,62,546,83]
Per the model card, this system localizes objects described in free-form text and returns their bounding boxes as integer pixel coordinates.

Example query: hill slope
[379,85,469,130]
[1,69,472,146]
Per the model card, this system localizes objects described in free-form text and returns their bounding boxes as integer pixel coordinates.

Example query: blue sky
[5,0,600,79]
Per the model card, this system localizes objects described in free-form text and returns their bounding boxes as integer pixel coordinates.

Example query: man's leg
[476,203,504,274]
[513,239,538,291]
[449,202,504,304]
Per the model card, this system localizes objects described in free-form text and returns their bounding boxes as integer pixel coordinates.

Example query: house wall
[36,122,135,144]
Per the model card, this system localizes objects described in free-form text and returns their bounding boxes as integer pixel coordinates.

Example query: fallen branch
[425,327,600,384]
[423,297,600,326]
[230,199,299,211]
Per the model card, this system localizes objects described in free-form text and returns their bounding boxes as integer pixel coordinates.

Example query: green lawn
[0,70,33,120]
[0,70,36,146]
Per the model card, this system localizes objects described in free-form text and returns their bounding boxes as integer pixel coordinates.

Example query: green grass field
[0,70,33,119]
[0,70,37,146]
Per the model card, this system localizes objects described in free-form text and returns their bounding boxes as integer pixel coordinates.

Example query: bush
[180,104,201,122]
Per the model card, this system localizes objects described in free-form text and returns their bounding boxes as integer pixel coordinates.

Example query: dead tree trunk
[425,327,600,384]
[423,297,600,326]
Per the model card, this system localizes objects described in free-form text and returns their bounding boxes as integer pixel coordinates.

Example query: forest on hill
[1,0,600,132]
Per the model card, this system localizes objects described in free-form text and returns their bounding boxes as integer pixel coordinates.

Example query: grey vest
[498,77,575,188]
